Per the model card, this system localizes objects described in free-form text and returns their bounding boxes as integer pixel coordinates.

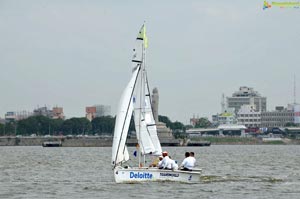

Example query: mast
[294,74,296,104]
[142,24,147,166]
[139,24,147,166]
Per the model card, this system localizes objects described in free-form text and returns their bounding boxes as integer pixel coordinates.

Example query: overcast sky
[0,0,299,123]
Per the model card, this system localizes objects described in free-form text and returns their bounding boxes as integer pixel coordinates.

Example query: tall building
[86,106,97,121]
[85,105,111,121]
[95,105,111,117]
[33,106,52,117]
[227,86,267,113]
[237,105,261,128]
[52,107,65,120]
[293,104,300,124]
[33,106,64,119]
[5,111,32,122]
[5,112,17,122]
[261,106,294,128]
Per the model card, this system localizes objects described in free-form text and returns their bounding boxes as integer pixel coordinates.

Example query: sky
[0,0,299,124]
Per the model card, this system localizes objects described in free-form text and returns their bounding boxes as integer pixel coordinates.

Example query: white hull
[114,166,201,183]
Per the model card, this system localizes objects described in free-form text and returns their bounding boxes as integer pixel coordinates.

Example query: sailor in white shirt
[161,151,172,170]
[190,151,196,166]
[180,152,195,171]
[169,156,179,170]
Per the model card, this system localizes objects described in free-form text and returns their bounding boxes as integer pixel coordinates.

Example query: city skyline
[0,0,299,123]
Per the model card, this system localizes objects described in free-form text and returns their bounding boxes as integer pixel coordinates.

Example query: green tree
[285,122,296,127]
[17,115,52,135]
[185,124,193,130]
[62,117,91,135]
[0,123,5,136]
[50,119,64,135]
[195,117,212,128]
[91,116,115,135]
[18,117,38,135]
[61,118,75,134]
[158,115,172,128]
[171,121,185,131]
[4,122,17,135]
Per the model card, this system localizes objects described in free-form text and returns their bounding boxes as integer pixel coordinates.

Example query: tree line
[0,115,210,136]
[0,115,114,136]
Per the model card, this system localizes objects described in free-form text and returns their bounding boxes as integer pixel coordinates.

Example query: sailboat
[111,24,202,183]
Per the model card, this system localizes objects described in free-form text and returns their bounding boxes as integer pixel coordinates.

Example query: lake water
[0,145,300,199]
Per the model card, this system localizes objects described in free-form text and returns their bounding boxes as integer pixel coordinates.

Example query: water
[0,145,300,199]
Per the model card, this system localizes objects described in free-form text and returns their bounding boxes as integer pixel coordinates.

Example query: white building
[289,104,300,124]
[227,86,267,113]
[237,105,261,128]
[261,106,294,128]
[212,111,237,125]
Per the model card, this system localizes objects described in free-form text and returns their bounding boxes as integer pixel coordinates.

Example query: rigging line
[132,60,142,63]
[113,65,141,167]
[146,124,156,127]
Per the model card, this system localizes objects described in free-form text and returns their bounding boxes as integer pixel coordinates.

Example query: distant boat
[111,24,202,183]
[187,141,211,147]
[42,141,62,147]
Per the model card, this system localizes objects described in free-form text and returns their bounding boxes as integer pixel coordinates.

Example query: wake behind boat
[111,24,201,183]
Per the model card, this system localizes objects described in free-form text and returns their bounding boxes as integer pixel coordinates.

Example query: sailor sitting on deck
[180,152,195,171]
[149,155,162,168]
[160,151,172,170]
[169,156,179,170]
[190,152,196,166]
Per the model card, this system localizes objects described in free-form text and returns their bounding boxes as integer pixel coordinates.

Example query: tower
[221,93,225,113]
[151,87,159,123]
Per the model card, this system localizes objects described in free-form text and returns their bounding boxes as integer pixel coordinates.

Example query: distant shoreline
[0,136,299,146]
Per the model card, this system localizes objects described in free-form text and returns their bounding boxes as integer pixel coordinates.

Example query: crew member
[161,151,172,170]
[180,152,195,171]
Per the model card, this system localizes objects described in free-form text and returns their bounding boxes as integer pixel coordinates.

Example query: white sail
[111,66,140,167]
[144,76,162,155]
[133,69,156,155]
[133,75,162,155]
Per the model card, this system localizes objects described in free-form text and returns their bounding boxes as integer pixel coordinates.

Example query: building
[33,106,53,117]
[5,111,32,122]
[86,105,111,121]
[190,117,200,127]
[33,106,65,119]
[0,118,5,124]
[261,106,294,128]
[86,106,97,121]
[227,86,267,114]
[237,105,261,128]
[186,124,247,137]
[291,103,300,124]
[5,112,17,122]
[212,94,237,126]
[52,107,65,120]
[212,109,237,126]
[95,105,111,117]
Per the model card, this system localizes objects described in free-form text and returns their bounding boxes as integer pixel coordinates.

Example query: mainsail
[111,65,140,167]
